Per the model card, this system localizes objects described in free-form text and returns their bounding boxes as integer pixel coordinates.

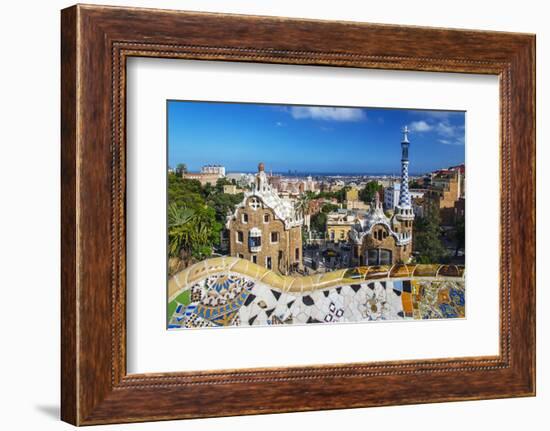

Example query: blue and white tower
[396,126,414,221]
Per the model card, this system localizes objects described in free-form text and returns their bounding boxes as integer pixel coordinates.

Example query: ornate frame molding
[61,5,535,425]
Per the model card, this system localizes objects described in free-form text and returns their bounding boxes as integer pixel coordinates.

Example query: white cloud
[289,106,365,122]
[409,117,464,146]
[436,121,456,137]
[438,137,465,146]
[409,120,433,132]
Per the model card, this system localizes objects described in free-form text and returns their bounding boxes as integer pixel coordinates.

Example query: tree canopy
[413,202,448,264]
[167,173,241,266]
[175,163,187,176]
[310,212,327,233]
[359,181,383,204]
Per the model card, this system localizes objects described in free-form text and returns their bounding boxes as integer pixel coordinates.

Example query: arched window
[367,248,393,265]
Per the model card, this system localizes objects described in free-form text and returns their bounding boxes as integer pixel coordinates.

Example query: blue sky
[168,101,465,175]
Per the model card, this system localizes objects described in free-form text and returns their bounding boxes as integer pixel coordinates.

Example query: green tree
[310,212,327,233]
[334,186,349,203]
[167,203,221,261]
[409,180,423,189]
[207,192,243,224]
[454,216,465,256]
[413,202,447,264]
[168,173,203,208]
[175,163,187,176]
[167,174,223,264]
[167,203,196,259]
[214,177,234,193]
[202,182,215,200]
[321,203,339,214]
[359,181,382,203]
[295,193,312,218]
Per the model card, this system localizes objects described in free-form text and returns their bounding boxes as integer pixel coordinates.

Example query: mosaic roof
[227,168,303,230]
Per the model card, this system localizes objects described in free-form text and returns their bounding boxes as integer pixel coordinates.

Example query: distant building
[384,183,401,210]
[425,169,462,225]
[345,188,359,202]
[326,210,357,243]
[344,187,368,210]
[384,182,424,211]
[226,163,303,274]
[226,172,255,188]
[350,127,414,265]
[276,176,317,197]
[412,197,426,218]
[346,200,369,210]
[182,164,226,186]
[376,178,394,188]
[223,184,242,195]
[268,174,282,190]
[182,172,220,186]
[201,164,226,176]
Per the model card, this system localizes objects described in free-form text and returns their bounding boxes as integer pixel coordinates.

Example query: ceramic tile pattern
[168,257,465,329]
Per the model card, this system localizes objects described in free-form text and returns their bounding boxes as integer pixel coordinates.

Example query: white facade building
[384,183,401,210]
[384,182,424,211]
[201,164,226,177]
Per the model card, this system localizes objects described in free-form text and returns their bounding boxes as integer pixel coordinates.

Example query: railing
[169,256,464,301]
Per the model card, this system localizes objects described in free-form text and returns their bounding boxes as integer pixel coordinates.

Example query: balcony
[248,227,262,253]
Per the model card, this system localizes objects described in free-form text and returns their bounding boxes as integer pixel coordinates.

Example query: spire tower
[396,126,414,221]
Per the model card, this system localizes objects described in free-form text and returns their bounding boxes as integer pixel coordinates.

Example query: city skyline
[168,101,465,175]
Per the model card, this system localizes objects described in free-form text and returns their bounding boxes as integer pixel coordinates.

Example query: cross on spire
[402,125,410,143]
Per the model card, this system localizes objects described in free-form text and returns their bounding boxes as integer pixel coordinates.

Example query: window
[340,231,345,240]
[251,255,257,264]
[264,213,270,223]
[367,248,393,265]
[367,249,378,265]
[266,256,272,269]
[242,213,248,223]
[270,231,279,243]
[237,253,244,259]
[295,248,300,260]
[249,235,261,248]
[248,197,261,210]
[237,231,244,243]
[379,249,392,265]
[375,229,387,241]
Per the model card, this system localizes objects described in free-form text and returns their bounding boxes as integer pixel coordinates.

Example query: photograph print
[167,101,466,329]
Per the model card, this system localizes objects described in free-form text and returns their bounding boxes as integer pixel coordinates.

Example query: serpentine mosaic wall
[168,257,465,329]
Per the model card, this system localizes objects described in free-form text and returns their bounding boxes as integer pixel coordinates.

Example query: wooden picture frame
[61,4,535,425]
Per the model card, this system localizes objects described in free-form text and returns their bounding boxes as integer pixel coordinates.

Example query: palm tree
[167,203,196,259]
[295,193,312,218]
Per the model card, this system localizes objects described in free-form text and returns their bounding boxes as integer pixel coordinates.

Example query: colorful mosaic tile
[168,258,465,329]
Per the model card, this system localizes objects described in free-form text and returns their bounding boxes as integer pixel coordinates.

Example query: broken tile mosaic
[168,257,465,329]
